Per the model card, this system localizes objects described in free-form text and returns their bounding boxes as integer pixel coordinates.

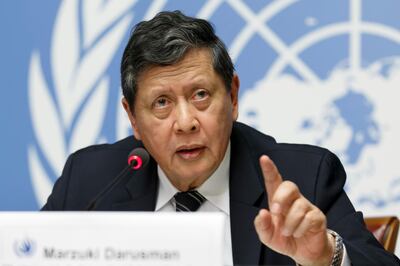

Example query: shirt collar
[155,142,231,214]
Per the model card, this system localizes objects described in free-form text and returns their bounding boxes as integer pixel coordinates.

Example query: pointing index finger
[259,155,283,206]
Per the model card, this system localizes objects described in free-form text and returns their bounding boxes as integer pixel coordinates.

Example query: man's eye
[193,90,209,101]
[153,97,169,108]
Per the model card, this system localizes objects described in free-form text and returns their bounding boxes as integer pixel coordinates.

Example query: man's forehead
[137,49,216,87]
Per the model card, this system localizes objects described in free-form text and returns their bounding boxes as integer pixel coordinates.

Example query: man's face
[123,48,239,191]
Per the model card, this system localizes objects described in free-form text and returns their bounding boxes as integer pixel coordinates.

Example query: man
[42,11,399,265]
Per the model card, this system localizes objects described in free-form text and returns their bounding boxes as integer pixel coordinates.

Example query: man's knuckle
[282,181,299,193]
[292,208,306,221]
[294,198,309,212]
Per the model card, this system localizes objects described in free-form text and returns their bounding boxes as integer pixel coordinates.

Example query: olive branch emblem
[28,0,137,206]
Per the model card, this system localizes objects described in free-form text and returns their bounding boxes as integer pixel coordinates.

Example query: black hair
[120,10,234,110]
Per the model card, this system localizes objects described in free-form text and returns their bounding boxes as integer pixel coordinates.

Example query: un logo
[14,238,36,257]
[28,0,400,214]
[236,0,400,213]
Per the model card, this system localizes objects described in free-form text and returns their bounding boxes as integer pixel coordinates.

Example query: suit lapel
[111,157,158,211]
[229,125,265,265]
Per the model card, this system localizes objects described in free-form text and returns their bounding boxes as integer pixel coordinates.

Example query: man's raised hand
[254,155,335,266]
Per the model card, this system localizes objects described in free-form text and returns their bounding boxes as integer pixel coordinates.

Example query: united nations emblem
[28,0,400,216]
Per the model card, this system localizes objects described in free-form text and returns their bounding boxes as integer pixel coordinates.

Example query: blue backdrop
[1,1,400,242]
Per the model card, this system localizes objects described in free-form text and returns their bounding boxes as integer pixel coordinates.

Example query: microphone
[86,147,149,210]
[128,147,150,170]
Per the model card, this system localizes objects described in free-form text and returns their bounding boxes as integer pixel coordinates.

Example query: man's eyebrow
[147,87,173,97]
[190,75,214,86]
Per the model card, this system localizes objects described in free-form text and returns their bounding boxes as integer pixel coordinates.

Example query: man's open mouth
[176,146,205,160]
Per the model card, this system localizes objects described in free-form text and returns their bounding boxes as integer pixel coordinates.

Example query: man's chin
[169,169,212,190]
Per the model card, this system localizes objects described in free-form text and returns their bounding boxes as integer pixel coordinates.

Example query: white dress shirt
[156,143,233,265]
[155,142,349,266]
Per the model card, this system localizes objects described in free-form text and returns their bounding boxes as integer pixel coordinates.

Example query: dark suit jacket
[42,122,399,265]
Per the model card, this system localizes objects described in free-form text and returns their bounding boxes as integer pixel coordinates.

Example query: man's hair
[121,10,234,110]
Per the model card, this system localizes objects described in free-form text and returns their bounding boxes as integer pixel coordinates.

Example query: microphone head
[127,147,150,170]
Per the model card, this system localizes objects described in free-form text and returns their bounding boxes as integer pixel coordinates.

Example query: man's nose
[173,102,199,134]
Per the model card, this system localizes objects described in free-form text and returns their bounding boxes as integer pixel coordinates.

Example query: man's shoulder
[71,135,140,162]
[233,121,330,157]
[63,136,143,190]
[233,122,344,202]
[43,136,143,210]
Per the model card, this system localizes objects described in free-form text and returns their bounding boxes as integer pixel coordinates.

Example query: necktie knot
[174,190,206,212]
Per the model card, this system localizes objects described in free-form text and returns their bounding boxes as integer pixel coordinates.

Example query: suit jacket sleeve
[315,151,399,265]
[41,154,74,210]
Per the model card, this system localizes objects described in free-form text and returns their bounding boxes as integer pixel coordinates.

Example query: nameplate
[0,212,225,266]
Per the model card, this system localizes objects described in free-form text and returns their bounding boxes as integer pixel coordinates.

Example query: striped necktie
[174,190,206,212]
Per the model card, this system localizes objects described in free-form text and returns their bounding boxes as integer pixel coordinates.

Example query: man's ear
[230,73,240,121]
[121,98,141,140]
